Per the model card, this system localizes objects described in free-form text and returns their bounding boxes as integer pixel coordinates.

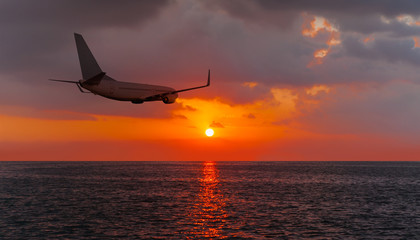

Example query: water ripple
[0,161,419,239]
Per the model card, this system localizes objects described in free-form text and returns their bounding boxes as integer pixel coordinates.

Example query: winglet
[158,69,211,95]
[207,69,210,86]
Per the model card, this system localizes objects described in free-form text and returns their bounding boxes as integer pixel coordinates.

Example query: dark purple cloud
[297,81,420,139]
[202,0,420,87]
[1,0,420,122]
[209,121,224,128]
[0,0,171,75]
[343,36,420,65]
[207,0,420,26]
[0,0,175,118]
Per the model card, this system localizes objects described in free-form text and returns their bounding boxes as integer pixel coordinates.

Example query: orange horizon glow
[2,87,420,161]
[1,79,420,162]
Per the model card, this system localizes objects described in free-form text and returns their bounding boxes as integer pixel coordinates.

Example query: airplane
[50,33,210,104]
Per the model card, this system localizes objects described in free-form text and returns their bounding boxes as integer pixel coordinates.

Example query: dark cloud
[0,0,171,74]
[0,105,97,121]
[183,105,197,112]
[208,0,420,22]
[0,0,171,28]
[202,0,420,89]
[209,121,224,128]
[206,1,420,36]
[2,0,420,119]
[343,36,420,65]
[246,113,256,119]
[172,114,188,119]
[332,15,420,36]
[256,0,420,16]
[298,81,420,138]
[204,0,298,30]
[0,0,176,118]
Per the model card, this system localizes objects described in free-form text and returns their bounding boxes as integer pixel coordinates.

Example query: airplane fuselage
[80,76,178,104]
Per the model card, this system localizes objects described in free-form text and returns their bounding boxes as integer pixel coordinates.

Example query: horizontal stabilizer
[49,79,92,93]
[48,79,79,84]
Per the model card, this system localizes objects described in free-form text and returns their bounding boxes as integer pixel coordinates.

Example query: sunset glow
[1,1,420,161]
[302,14,341,66]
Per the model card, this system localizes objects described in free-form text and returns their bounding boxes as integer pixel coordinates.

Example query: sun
[205,128,214,137]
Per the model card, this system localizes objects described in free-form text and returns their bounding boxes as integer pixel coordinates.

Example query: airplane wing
[145,69,210,101]
[170,69,210,94]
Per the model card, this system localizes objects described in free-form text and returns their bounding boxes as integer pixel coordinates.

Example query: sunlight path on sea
[184,161,228,239]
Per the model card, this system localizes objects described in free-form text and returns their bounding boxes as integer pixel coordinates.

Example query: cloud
[0,0,172,75]
[0,0,178,119]
[0,105,97,121]
[242,82,258,88]
[209,0,420,23]
[342,36,420,66]
[172,114,188,119]
[183,105,198,112]
[209,121,224,128]
[301,14,341,66]
[204,0,420,83]
[3,0,420,115]
[245,113,256,119]
[297,80,420,140]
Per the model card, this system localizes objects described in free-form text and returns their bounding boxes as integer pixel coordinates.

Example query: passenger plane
[50,33,210,104]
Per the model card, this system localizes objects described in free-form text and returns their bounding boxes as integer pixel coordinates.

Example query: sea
[0,161,419,239]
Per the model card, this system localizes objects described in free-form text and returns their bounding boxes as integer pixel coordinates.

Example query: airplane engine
[162,93,178,104]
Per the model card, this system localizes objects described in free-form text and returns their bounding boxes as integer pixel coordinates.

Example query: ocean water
[0,161,419,239]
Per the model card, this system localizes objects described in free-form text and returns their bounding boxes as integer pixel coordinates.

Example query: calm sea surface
[0,161,419,239]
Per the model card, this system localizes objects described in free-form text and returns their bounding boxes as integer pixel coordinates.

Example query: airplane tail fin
[74,33,103,80]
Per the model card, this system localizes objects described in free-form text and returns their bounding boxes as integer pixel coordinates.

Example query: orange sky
[2,81,420,161]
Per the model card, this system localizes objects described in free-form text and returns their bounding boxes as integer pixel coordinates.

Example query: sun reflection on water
[187,161,227,239]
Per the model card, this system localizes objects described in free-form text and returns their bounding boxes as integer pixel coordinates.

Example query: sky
[1,0,420,161]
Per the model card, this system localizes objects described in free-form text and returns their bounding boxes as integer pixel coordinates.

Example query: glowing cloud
[302,14,341,67]
[242,82,258,89]
[364,35,375,44]
[396,14,420,26]
[210,121,224,128]
[306,85,331,96]
[174,94,297,140]
[171,85,328,142]
[413,37,420,48]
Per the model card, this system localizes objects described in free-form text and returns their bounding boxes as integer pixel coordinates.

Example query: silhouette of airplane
[50,33,210,104]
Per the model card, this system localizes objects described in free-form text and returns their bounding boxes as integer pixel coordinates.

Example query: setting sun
[205,128,214,137]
